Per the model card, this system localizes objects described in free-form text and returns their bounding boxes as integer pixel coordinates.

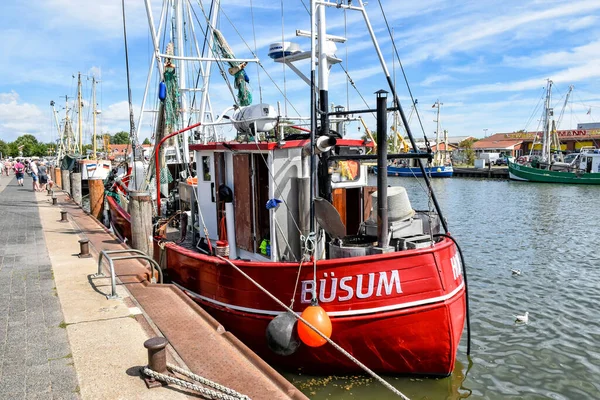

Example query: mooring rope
[142,364,250,400]
[215,255,410,400]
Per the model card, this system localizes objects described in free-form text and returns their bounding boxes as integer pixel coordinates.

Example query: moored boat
[107,0,469,376]
[509,80,600,184]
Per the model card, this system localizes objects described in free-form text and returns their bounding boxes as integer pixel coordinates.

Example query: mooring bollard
[52,196,57,206]
[78,239,92,258]
[143,337,169,388]
[60,210,68,223]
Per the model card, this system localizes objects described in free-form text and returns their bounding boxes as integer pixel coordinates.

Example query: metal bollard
[60,210,68,223]
[78,239,92,258]
[52,196,57,205]
[143,337,169,388]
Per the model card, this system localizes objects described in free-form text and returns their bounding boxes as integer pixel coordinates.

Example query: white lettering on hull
[301,270,402,304]
[451,253,463,280]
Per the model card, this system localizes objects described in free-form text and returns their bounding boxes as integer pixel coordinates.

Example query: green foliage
[459,138,478,165]
[142,138,151,145]
[0,140,8,158]
[111,131,131,144]
[0,132,133,158]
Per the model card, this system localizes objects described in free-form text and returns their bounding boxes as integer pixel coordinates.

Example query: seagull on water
[514,312,529,324]
[511,269,522,276]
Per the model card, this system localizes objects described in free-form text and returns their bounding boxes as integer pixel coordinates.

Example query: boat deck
[57,193,307,400]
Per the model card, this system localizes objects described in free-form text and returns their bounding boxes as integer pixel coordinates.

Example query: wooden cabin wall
[272,148,302,261]
[233,154,254,252]
[332,188,364,236]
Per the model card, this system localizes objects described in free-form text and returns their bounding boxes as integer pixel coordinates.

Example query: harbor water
[286,176,600,399]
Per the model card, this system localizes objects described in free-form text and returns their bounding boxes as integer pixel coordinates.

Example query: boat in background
[375,100,453,178]
[106,0,468,376]
[509,81,600,184]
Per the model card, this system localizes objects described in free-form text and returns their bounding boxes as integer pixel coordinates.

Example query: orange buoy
[297,301,332,347]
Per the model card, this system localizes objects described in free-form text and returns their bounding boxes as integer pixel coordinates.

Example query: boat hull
[106,196,132,243]
[508,162,600,184]
[155,237,466,376]
[374,165,453,177]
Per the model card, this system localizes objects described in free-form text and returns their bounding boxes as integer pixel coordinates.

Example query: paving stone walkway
[0,175,80,399]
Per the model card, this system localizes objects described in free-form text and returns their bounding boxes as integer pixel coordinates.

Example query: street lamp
[483,128,488,137]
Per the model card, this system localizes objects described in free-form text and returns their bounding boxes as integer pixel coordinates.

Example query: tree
[142,138,151,145]
[12,134,39,157]
[0,140,8,158]
[111,131,131,144]
[459,138,478,165]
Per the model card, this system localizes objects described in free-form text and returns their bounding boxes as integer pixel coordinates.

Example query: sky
[1,0,600,146]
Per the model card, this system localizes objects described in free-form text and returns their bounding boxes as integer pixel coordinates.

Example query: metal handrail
[92,249,163,299]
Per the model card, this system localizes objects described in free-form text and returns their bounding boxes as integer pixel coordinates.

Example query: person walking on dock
[14,159,25,186]
[38,161,49,191]
[30,160,40,192]
[3,159,11,176]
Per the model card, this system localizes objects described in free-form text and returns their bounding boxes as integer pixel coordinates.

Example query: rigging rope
[213,29,252,106]
[214,254,410,400]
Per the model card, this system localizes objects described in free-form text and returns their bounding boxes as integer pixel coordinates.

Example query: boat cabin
[187,139,373,262]
[184,135,441,263]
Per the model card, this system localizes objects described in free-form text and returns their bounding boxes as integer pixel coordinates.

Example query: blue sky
[1,0,599,145]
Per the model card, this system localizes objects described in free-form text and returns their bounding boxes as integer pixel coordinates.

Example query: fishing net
[213,29,252,106]
[164,66,180,128]
[160,166,173,184]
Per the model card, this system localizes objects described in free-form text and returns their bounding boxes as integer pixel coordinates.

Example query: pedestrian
[30,160,40,192]
[14,159,25,186]
[0,160,4,177]
[38,161,49,192]
[3,160,10,176]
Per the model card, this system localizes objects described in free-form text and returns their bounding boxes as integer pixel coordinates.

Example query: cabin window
[253,154,271,252]
[202,156,211,181]
[331,160,361,183]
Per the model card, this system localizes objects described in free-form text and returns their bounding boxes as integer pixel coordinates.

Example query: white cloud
[503,39,600,69]
[420,74,450,87]
[0,91,48,142]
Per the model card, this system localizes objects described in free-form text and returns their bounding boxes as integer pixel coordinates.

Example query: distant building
[577,122,600,130]
[409,136,476,164]
[108,144,153,161]
[473,129,600,157]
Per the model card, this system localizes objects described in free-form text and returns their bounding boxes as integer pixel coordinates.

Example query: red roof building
[472,129,600,157]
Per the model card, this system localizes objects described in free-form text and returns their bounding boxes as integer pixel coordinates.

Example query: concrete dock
[0,174,307,399]
[453,166,509,178]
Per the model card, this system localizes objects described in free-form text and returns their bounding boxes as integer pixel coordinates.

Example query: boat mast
[392,30,398,154]
[174,0,190,164]
[92,77,98,160]
[316,2,335,203]
[64,95,72,154]
[433,100,442,165]
[199,0,220,143]
[541,80,553,162]
[51,101,65,160]
[317,3,330,139]
[77,72,83,155]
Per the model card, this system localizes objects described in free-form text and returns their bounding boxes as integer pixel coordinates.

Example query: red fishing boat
[106,0,469,376]
[108,138,467,375]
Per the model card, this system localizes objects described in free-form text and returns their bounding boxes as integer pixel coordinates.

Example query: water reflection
[286,177,600,399]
